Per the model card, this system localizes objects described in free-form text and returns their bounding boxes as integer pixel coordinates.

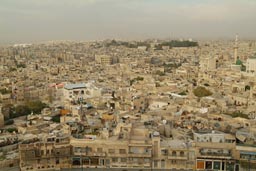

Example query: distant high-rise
[246,54,256,75]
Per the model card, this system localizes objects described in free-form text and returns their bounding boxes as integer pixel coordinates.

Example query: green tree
[26,100,47,114]
[12,105,31,117]
[178,91,187,96]
[4,119,14,125]
[0,88,11,94]
[193,86,212,97]
[245,85,250,91]
[52,115,60,123]
[155,70,165,76]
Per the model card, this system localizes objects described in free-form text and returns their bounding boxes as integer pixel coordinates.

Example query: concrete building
[19,135,71,171]
[246,55,256,75]
[199,56,216,71]
[194,131,238,171]
[95,55,113,65]
[63,83,101,103]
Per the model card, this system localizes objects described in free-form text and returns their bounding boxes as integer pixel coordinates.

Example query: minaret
[0,105,4,128]
[234,34,238,63]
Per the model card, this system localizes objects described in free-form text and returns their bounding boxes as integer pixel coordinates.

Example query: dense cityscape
[0,37,255,171]
[1,0,256,171]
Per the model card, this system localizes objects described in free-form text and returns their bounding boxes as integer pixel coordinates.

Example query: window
[154,161,158,168]
[161,160,165,168]
[100,159,105,166]
[145,148,150,153]
[112,158,118,162]
[172,151,177,156]
[97,148,103,153]
[171,160,177,164]
[109,149,115,154]
[106,159,110,165]
[133,158,138,162]
[121,158,127,162]
[205,161,213,169]
[119,149,126,154]
[213,161,221,170]
[84,147,92,153]
[74,147,81,152]
[161,149,168,156]
[180,151,185,157]
[196,160,204,169]
[130,147,139,154]
[144,158,150,163]
[56,159,59,165]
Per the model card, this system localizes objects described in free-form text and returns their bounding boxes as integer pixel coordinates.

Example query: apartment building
[246,55,256,75]
[63,83,101,103]
[19,135,71,171]
[95,55,113,65]
[194,130,238,171]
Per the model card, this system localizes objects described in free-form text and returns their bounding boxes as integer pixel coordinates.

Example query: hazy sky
[1,0,256,43]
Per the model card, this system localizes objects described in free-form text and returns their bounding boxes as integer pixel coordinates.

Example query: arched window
[72,158,81,165]
[172,151,177,156]
[180,151,185,157]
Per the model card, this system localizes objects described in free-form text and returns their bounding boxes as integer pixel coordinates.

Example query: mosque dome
[235,58,243,65]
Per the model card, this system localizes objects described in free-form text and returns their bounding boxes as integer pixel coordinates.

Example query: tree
[155,70,165,76]
[26,100,47,114]
[204,83,210,87]
[159,40,198,48]
[12,105,30,117]
[4,119,14,125]
[193,86,212,97]
[230,111,249,119]
[52,115,60,123]
[245,85,250,91]
[0,88,11,95]
[178,91,187,96]
[8,100,48,119]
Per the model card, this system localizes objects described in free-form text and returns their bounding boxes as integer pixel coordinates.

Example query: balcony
[168,155,187,160]
[128,152,151,158]
[199,151,232,159]
[73,151,106,157]
[107,153,127,157]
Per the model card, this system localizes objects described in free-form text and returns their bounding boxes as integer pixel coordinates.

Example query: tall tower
[0,105,4,128]
[234,34,238,64]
